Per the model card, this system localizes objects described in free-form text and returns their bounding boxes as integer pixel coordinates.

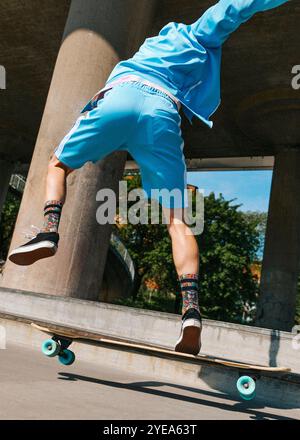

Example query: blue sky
[187,170,273,212]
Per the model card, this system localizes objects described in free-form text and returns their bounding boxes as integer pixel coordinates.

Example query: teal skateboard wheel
[41,339,60,357]
[58,348,75,366]
[236,375,256,400]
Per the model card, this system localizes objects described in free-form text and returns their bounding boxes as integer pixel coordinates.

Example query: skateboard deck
[31,321,291,401]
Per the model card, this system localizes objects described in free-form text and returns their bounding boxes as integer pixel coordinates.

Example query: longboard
[31,321,291,401]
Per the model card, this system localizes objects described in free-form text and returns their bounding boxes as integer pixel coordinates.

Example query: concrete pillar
[0,0,158,299]
[0,159,15,220]
[256,149,300,331]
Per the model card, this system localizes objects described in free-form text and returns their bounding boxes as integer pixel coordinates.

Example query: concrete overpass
[0,0,299,330]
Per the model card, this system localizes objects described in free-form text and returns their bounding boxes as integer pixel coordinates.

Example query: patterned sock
[41,200,63,233]
[178,273,200,316]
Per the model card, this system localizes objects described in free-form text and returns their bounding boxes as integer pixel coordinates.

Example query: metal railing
[110,232,135,281]
[9,174,26,193]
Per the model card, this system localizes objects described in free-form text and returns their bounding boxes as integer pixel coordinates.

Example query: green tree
[241,211,267,260]
[114,174,178,312]
[115,176,260,323]
[197,193,259,323]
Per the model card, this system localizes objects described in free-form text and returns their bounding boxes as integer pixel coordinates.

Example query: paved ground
[0,343,299,420]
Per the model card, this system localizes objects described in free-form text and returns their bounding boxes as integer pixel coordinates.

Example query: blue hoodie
[90,0,291,128]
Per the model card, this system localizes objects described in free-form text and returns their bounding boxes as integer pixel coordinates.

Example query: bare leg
[162,207,199,276]
[39,154,74,233]
[45,154,74,204]
[8,154,74,265]
[163,206,201,355]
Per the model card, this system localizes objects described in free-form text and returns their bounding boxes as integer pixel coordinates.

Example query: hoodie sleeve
[190,0,291,48]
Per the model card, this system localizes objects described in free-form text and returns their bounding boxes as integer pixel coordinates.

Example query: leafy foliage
[241,211,267,260]
[196,193,259,322]
[114,174,179,312]
[115,175,261,323]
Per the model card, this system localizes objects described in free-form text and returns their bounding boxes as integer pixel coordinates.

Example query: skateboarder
[9,0,290,355]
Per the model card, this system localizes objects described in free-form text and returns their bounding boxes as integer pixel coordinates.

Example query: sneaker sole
[175,319,202,355]
[8,242,57,266]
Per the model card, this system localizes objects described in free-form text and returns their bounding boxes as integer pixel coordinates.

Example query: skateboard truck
[41,335,75,366]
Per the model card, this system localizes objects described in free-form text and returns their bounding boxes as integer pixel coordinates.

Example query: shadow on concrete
[58,372,298,420]
[269,329,280,367]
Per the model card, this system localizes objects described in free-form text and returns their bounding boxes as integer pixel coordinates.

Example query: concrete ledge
[0,287,299,373]
[1,316,300,410]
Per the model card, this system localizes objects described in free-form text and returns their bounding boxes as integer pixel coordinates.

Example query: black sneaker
[175,308,202,355]
[8,232,59,266]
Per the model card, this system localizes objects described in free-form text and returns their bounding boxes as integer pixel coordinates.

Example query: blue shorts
[54,81,187,208]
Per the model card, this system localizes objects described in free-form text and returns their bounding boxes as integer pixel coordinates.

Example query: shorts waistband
[98,75,181,111]
[108,75,181,110]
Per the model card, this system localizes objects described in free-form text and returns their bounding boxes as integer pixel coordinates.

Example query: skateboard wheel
[236,376,256,400]
[41,339,60,357]
[58,349,75,366]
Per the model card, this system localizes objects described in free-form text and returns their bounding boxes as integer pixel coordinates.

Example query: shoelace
[22,225,41,240]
